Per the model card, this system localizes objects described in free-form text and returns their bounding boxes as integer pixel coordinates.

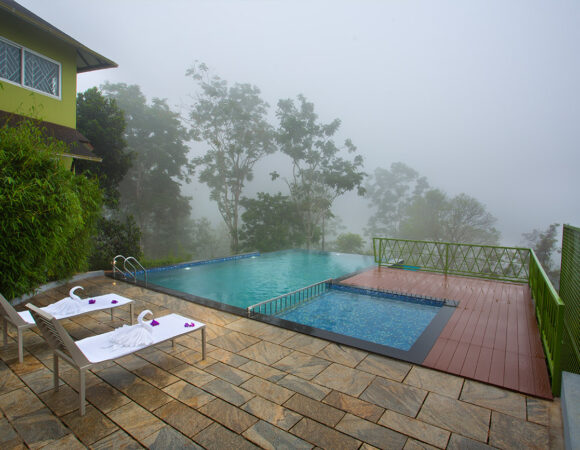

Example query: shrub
[88,216,142,270]
[333,233,365,254]
[0,121,102,299]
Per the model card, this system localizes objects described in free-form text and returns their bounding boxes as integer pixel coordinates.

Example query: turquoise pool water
[276,286,441,351]
[145,250,374,309]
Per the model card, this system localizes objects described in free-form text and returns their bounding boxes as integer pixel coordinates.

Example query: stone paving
[0,276,564,449]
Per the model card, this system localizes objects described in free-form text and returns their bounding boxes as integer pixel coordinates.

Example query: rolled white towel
[107,310,155,349]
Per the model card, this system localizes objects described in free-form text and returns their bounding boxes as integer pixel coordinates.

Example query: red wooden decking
[343,266,552,399]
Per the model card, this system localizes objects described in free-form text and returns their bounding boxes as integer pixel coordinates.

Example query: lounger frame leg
[2,318,7,347]
[17,328,24,363]
[201,328,206,360]
[79,369,86,416]
[53,352,59,390]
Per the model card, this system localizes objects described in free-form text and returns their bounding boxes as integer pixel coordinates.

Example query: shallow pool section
[276,287,441,351]
[143,250,374,309]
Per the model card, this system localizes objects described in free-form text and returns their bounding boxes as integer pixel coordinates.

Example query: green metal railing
[373,237,566,396]
[373,237,530,282]
[560,225,580,378]
[529,250,565,395]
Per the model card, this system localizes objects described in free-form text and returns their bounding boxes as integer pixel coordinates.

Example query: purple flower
[88,299,96,304]
[184,322,195,328]
[111,300,118,304]
[151,319,160,327]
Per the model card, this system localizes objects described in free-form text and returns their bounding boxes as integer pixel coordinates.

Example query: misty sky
[19,0,580,245]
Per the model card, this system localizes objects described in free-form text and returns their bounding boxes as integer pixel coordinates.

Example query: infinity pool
[144,250,374,309]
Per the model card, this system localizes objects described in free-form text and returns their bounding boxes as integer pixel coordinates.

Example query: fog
[20,0,580,245]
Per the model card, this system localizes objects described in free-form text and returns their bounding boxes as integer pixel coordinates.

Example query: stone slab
[562,371,580,450]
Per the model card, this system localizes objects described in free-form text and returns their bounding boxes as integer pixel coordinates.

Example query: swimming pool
[276,285,441,351]
[137,250,455,363]
[143,250,374,309]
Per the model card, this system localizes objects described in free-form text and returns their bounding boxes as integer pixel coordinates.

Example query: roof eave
[0,1,117,73]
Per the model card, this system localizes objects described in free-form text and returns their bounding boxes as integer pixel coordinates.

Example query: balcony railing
[529,250,565,395]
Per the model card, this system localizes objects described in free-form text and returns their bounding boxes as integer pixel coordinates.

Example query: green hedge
[0,121,102,299]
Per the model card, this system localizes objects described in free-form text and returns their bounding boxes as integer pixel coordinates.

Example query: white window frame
[0,36,62,100]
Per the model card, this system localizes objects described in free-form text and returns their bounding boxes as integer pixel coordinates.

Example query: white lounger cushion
[76,313,205,363]
[18,293,133,324]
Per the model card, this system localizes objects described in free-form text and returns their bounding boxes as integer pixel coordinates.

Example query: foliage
[333,233,365,254]
[398,189,500,244]
[397,189,448,241]
[191,218,231,260]
[187,63,276,252]
[88,216,142,270]
[239,193,306,252]
[522,223,561,287]
[76,87,131,208]
[275,94,365,248]
[366,163,499,245]
[365,162,429,237]
[0,121,102,299]
[141,256,191,269]
[101,83,193,260]
[444,193,500,244]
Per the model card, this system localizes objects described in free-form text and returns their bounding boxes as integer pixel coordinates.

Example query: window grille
[24,50,60,96]
[0,36,61,98]
[0,39,21,83]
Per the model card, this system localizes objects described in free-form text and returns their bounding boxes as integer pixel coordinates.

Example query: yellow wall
[0,11,77,128]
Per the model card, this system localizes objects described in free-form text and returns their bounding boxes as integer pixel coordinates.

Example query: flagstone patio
[0,276,564,449]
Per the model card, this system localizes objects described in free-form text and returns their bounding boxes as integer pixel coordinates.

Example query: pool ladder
[112,255,147,287]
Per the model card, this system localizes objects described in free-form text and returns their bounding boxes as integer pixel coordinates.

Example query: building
[0,0,116,169]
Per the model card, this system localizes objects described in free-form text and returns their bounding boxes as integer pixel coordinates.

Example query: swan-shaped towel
[107,310,155,349]
[43,286,84,316]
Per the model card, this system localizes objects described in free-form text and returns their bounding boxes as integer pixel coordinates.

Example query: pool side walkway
[343,267,552,399]
[0,276,563,449]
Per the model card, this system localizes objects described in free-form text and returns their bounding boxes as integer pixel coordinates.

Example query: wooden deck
[343,267,552,399]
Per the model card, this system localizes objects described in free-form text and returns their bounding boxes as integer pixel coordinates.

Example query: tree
[365,162,429,237]
[275,94,365,249]
[398,189,500,244]
[187,63,276,253]
[333,233,365,254]
[522,223,561,287]
[239,193,306,252]
[190,218,231,260]
[444,194,500,244]
[89,216,142,270]
[75,87,131,207]
[398,189,449,241]
[101,83,193,259]
[0,121,102,299]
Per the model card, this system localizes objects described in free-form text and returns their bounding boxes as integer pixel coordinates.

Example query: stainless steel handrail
[111,255,147,286]
[124,256,147,287]
[112,255,126,280]
[247,279,331,318]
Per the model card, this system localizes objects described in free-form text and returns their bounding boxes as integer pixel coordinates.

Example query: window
[0,37,61,98]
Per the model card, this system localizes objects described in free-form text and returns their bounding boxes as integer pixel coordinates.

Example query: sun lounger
[27,304,206,415]
[1,291,134,363]
[1,293,36,363]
